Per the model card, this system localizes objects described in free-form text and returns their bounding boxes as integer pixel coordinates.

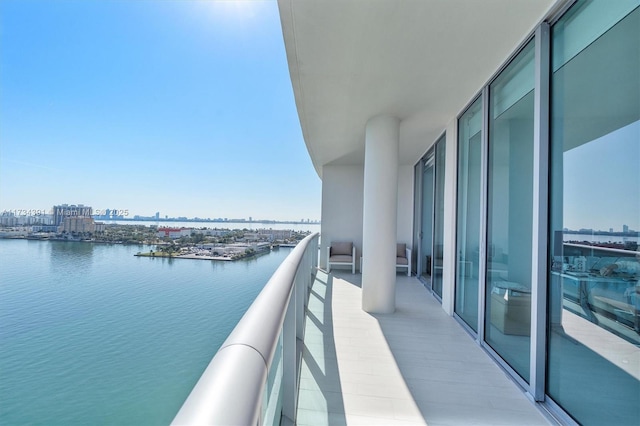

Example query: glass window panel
[485,40,535,383]
[492,55,534,119]
[455,98,483,331]
[433,135,446,298]
[547,3,640,425]
[421,155,434,281]
[413,162,421,276]
[552,0,640,71]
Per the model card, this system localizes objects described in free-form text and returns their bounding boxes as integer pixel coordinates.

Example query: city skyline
[0,0,321,221]
[1,204,321,223]
[5,204,640,234]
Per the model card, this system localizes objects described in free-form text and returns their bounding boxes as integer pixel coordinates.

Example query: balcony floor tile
[296,270,552,425]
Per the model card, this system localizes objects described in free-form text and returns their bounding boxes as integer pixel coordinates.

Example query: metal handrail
[172,232,319,426]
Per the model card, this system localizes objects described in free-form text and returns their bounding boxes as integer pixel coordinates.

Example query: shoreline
[135,252,233,261]
[134,247,275,262]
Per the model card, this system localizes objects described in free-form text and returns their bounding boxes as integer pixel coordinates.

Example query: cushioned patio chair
[327,241,356,274]
[396,243,412,276]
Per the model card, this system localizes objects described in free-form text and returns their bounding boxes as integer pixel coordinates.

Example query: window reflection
[455,98,483,332]
[547,2,639,424]
[551,122,640,344]
[485,40,535,383]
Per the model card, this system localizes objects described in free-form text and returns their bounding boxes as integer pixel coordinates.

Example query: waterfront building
[260,228,294,241]
[0,213,18,227]
[157,227,192,239]
[60,217,96,234]
[227,242,271,255]
[0,226,32,237]
[52,204,93,226]
[0,214,51,226]
[243,233,265,242]
[39,214,54,226]
[190,229,230,237]
[32,224,59,233]
[245,229,294,242]
[193,242,270,257]
[275,0,639,424]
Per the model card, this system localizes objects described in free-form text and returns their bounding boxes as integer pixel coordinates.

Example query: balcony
[296,270,550,425]
[172,233,553,425]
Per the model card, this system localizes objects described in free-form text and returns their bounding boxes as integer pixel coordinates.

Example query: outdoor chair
[396,243,412,276]
[327,241,356,274]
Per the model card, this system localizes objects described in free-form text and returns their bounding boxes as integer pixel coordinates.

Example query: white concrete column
[362,115,399,314]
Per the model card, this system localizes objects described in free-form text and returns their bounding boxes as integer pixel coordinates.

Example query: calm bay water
[0,239,292,425]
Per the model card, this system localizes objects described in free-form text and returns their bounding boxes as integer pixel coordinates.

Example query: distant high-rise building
[155,212,160,220]
[53,204,92,226]
[623,224,629,233]
[0,212,18,227]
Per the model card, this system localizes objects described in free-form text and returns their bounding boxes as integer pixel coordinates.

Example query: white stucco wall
[320,162,413,273]
[397,165,414,246]
[320,164,364,270]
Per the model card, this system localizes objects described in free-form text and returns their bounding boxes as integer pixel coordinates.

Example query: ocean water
[0,239,291,425]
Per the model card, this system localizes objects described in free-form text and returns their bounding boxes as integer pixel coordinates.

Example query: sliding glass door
[450,1,639,423]
[432,136,446,298]
[420,154,434,283]
[455,98,483,332]
[417,135,446,298]
[484,40,535,383]
[547,2,640,424]
[453,36,536,384]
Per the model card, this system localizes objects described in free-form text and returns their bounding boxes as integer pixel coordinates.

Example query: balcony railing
[172,232,320,426]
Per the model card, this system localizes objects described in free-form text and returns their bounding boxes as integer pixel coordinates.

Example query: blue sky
[0,0,321,221]
[564,120,640,232]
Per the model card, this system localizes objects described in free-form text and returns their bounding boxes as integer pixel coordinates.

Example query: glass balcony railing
[171,232,319,425]
[551,242,639,345]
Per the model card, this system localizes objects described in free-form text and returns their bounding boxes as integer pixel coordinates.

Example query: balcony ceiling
[278,0,557,177]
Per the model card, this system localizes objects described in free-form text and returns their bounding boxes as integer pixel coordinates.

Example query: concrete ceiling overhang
[278,0,557,178]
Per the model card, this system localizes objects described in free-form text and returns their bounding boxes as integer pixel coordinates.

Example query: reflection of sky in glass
[564,120,640,231]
